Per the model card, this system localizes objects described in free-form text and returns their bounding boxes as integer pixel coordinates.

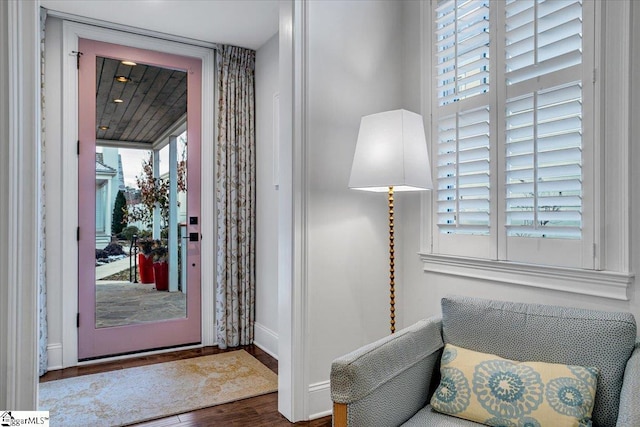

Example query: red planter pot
[153,261,169,291]
[138,254,154,284]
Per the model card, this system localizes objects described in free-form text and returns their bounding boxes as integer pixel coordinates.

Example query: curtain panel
[215,45,256,349]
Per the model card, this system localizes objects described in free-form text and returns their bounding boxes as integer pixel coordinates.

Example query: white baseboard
[308,380,332,420]
[254,322,278,360]
[46,343,63,371]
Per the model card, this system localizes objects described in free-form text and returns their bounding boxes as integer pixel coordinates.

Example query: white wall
[399,1,640,327]
[299,0,640,419]
[305,0,406,417]
[255,32,280,359]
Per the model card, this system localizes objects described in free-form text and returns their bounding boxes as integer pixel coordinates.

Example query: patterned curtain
[215,45,256,349]
[39,7,48,376]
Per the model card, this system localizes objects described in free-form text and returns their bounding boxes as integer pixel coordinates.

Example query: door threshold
[77,342,202,365]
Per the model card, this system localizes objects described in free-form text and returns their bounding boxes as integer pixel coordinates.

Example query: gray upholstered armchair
[330,296,639,427]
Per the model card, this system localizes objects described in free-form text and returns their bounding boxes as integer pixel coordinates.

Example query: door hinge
[72,51,83,70]
[593,68,597,84]
[593,243,597,258]
[77,313,80,328]
[77,140,80,155]
[77,227,80,241]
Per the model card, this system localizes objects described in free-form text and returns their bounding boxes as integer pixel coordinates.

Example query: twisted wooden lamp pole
[388,186,395,334]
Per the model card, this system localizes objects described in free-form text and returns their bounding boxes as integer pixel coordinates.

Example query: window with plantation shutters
[430,0,595,268]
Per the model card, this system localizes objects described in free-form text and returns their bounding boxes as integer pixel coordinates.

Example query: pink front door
[77,39,202,360]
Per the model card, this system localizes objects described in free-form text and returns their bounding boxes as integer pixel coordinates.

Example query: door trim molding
[46,8,220,51]
[277,0,309,421]
[59,20,215,367]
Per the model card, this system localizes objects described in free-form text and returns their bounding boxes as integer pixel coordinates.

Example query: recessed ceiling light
[115,76,130,83]
[113,99,124,103]
[121,60,137,66]
[98,125,109,130]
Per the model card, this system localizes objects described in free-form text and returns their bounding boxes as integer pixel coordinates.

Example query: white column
[278,0,309,421]
[95,184,104,233]
[105,178,112,239]
[152,149,161,239]
[0,0,40,409]
[168,136,179,292]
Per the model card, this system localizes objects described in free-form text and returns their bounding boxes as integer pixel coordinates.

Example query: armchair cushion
[430,344,598,427]
[403,405,483,426]
[441,296,637,427]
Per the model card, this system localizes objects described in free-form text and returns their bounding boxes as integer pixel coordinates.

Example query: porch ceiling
[95,56,187,145]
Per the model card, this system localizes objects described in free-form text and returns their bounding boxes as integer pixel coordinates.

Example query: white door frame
[56,20,216,367]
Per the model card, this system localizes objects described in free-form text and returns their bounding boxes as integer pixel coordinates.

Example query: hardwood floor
[40,345,332,427]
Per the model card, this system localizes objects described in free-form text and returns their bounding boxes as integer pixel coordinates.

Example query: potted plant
[123,151,186,290]
[151,240,169,291]
[137,238,155,284]
[123,151,187,231]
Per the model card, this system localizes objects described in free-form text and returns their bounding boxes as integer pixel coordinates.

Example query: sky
[98,133,186,188]
[120,148,150,188]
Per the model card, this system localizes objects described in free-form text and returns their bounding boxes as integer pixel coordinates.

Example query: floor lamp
[349,109,433,334]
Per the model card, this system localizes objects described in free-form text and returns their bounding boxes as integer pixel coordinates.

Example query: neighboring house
[94,148,125,248]
[95,152,117,249]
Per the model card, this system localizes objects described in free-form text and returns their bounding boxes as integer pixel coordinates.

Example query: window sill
[419,253,634,301]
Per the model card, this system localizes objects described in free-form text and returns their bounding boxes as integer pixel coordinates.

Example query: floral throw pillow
[430,344,598,427]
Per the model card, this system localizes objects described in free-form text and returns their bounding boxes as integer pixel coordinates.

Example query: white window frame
[420,0,634,300]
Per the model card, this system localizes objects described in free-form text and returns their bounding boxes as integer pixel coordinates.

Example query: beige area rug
[39,350,278,426]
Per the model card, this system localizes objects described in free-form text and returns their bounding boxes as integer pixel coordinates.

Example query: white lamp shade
[349,109,433,192]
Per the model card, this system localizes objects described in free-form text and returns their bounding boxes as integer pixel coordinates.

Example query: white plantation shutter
[505,0,582,85]
[435,0,492,245]
[505,82,582,239]
[436,0,490,106]
[437,107,491,235]
[431,0,594,267]
[503,0,584,242]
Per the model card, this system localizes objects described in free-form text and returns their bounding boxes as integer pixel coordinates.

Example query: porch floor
[95,281,187,328]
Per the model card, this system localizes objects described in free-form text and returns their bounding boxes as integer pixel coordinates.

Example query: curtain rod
[43,7,221,51]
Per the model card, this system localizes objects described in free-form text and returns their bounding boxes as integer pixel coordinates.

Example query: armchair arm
[617,340,640,427]
[330,317,444,427]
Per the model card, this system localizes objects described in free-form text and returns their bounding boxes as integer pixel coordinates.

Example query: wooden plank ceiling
[95,57,187,145]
